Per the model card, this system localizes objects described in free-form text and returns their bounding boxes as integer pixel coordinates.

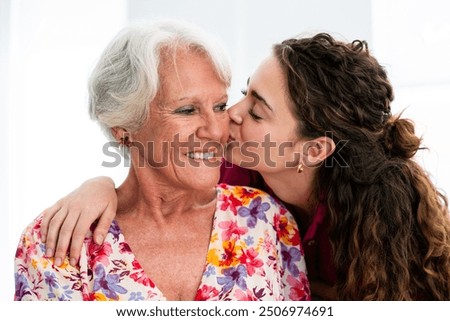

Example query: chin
[183,167,220,190]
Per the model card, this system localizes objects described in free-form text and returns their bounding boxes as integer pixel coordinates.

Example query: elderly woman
[14,20,310,301]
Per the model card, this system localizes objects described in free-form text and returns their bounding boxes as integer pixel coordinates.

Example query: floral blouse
[15,184,310,301]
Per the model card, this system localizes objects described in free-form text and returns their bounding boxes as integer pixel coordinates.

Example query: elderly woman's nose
[197,113,225,140]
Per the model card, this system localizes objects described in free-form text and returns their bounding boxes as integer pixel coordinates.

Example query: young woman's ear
[302,136,336,168]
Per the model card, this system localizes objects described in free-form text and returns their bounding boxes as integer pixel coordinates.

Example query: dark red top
[220,160,337,286]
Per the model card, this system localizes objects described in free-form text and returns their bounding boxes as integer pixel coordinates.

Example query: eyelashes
[241,88,263,121]
[174,103,228,115]
[174,105,196,115]
[248,108,263,120]
[214,103,228,112]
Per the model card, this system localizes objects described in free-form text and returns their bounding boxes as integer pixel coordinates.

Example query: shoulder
[14,214,92,301]
[16,214,46,252]
[216,183,295,226]
[217,183,286,209]
[15,213,95,261]
[215,183,302,250]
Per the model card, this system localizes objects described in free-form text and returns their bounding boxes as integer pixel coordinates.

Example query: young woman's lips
[227,135,236,144]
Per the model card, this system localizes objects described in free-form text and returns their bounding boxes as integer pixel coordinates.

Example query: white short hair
[88,19,232,141]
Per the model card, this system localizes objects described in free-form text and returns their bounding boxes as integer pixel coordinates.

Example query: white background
[1,0,449,302]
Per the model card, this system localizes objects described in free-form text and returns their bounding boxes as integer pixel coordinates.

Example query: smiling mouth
[186,151,217,160]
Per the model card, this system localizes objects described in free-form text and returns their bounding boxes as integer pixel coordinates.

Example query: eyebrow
[246,77,273,111]
[171,94,228,104]
[250,90,273,112]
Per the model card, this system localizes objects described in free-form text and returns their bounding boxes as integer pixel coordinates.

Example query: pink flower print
[88,241,113,267]
[15,247,24,260]
[238,248,264,276]
[219,193,242,215]
[119,242,132,254]
[261,232,276,254]
[234,288,258,301]
[195,285,220,301]
[218,220,248,241]
[287,273,310,300]
[130,259,154,287]
[20,241,38,264]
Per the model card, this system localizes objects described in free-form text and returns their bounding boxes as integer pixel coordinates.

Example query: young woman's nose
[227,101,245,125]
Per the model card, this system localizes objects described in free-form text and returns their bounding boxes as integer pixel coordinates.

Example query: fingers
[53,210,82,266]
[39,177,118,267]
[43,207,70,259]
[68,213,97,266]
[93,202,116,245]
[40,203,62,243]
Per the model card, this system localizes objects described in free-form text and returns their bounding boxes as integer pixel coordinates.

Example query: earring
[296,162,304,174]
[121,135,132,148]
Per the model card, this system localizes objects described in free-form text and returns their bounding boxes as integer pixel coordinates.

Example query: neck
[260,167,316,216]
[116,165,217,223]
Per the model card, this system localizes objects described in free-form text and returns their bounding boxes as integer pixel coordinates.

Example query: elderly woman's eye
[214,103,228,112]
[174,106,196,115]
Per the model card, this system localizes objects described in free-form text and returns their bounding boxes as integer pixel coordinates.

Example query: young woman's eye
[248,107,263,121]
[174,106,196,115]
[214,103,228,112]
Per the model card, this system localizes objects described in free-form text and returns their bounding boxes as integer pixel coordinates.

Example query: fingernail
[95,234,104,245]
[45,248,54,258]
[69,258,77,267]
[55,257,62,266]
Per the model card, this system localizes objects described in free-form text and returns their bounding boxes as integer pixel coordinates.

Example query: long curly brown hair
[274,33,450,300]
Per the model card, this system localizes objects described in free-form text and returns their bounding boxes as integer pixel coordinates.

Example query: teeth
[186,152,215,160]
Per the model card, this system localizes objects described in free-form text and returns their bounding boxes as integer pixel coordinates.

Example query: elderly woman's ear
[112,127,132,147]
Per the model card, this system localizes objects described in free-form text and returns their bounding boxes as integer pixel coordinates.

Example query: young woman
[39,32,450,300]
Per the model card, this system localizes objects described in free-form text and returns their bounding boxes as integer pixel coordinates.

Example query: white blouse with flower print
[15,184,310,301]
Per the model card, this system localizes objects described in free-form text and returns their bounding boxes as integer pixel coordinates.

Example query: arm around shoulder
[15,215,86,300]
